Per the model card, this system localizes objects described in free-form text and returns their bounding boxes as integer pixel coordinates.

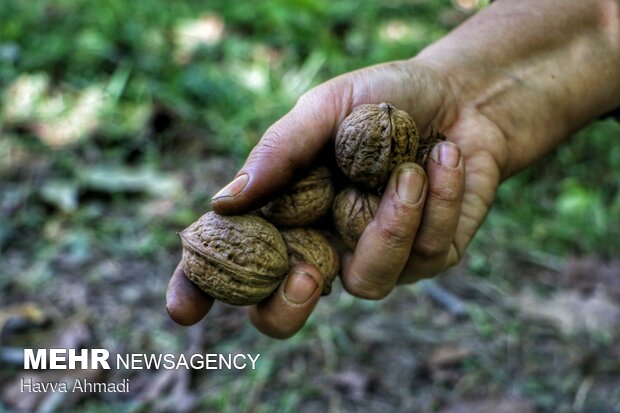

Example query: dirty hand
[166,58,499,337]
[167,0,620,338]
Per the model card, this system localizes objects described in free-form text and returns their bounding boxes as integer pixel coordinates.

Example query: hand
[167,261,325,339]
[166,58,506,337]
[167,0,620,338]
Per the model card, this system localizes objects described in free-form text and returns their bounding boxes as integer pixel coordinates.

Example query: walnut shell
[280,228,340,295]
[179,211,288,306]
[261,166,334,226]
[335,102,419,189]
[332,186,380,250]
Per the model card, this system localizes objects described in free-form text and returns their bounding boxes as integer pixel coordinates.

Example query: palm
[325,60,503,281]
[166,59,508,333]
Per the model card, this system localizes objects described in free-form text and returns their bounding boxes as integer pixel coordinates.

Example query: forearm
[416,0,620,178]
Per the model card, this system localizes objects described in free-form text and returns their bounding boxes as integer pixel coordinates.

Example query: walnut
[179,211,288,306]
[176,102,433,308]
[332,186,380,250]
[280,228,340,295]
[261,166,334,226]
[335,102,419,190]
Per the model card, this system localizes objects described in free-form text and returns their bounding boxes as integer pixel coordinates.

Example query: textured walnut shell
[179,212,288,306]
[261,166,334,226]
[335,102,419,189]
[280,228,340,295]
[332,186,380,250]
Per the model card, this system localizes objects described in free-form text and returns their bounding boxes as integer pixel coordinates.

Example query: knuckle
[255,128,285,153]
[247,128,295,173]
[375,219,413,250]
[413,234,447,258]
[295,89,317,108]
[429,182,461,204]
[298,81,338,106]
[391,194,421,215]
[296,80,351,123]
[296,87,330,114]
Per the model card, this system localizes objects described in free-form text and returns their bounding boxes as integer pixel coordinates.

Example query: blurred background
[1,0,620,412]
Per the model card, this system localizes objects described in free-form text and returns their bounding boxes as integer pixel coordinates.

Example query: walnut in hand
[332,186,380,250]
[179,212,289,305]
[335,102,419,190]
[280,227,340,295]
[261,166,334,226]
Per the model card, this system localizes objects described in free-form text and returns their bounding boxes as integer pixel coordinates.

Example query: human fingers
[210,81,349,215]
[211,61,455,216]
[341,162,428,300]
[166,261,214,326]
[399,141,465,283]
[248,263,324,339]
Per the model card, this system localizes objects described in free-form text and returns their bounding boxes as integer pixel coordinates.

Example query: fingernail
[212,174,249,200]
[397,167,425,204]
[432,142,460,168]
[283,270,318,305]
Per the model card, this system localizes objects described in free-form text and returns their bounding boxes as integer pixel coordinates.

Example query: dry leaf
[428,345,473,369]
[516,289,620,334]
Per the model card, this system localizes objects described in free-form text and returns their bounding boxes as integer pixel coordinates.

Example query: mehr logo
[23,349,111,370]
[23,349,261,371]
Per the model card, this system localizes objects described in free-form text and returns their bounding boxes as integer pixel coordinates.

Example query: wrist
[415,0,620,178]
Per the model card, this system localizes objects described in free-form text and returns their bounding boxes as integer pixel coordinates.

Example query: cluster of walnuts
[179,103,442,306]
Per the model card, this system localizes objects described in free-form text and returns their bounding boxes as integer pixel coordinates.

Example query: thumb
[210,60,451,215]
[211,81,352,215]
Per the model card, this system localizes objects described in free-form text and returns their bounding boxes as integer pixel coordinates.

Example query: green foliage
[1,2,619,411]
[0,0,458,266]
[489,119,620,257]
[1,0,453,154]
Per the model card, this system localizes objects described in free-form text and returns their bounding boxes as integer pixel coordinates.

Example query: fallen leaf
[0,302,49,335]
[428,345,473,369]
[516,288,620,335]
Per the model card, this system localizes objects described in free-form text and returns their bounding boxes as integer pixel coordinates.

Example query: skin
[167,0,620,338]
